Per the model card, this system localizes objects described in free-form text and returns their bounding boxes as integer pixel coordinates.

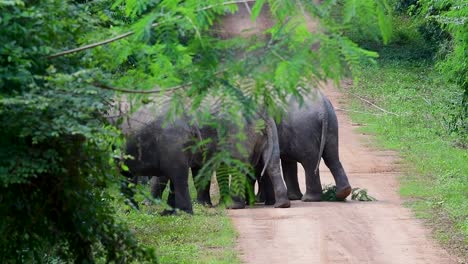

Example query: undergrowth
[347,48,467,257]
[115,178,240,264]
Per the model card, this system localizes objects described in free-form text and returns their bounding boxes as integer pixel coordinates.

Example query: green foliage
[392,0,467,136]
[349,57,468,252]
[1,0,394,261]
[321,185,376,201]
[321,185,342,201]
[120,200,240,264]
[347,0,466,140]
[0,1,154,262]
[338,0,393,45]
[96,0,393,197]
[351,188,377,201]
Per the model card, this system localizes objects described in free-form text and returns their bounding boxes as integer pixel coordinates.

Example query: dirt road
[228,83,456,264]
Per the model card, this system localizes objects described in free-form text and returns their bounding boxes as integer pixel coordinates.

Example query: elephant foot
[255,194,266,203]
[141,198,153,206]
[227,202,246,209]
[226,196,246,209]
[161,208,193,216]
[126,199,140,210]
[273,198,291,208]
[302,192,322,202]
[336,185,352,201]
[264,198,275,206]
[196,198,213,207]
[160,209,177,216]
[287,192,303,200]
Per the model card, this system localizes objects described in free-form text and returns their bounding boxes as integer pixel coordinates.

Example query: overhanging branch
[48,0,257,59]
[92,82,191,94]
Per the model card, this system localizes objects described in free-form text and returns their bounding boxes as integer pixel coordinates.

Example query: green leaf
[121,163,129,172]
[375,0,392,44]
[343,0,357,23]
[251,0,266,21]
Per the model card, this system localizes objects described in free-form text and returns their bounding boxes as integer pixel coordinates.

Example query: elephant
[119,99,290,214]
[257,89,352,203]
[151,89,352,206]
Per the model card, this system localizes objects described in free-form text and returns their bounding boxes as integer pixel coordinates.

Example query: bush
[0,1,154,262]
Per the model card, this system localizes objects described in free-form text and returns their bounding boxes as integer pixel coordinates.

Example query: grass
[346,51,467,257]
[115,177,240,264]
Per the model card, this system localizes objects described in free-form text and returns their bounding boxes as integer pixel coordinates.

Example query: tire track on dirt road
[228,83,456,264]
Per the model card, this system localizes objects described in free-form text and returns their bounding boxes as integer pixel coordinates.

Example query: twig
[48,30,137,59]
[91,68,228,94]
[48,0,257,59]
[243,0,252,15]
[196,0,256,11]
[92,82,191,94]
[271,50,287,61]
[347,92,400,116]
[334,107,383,116]
[421,96,431,105]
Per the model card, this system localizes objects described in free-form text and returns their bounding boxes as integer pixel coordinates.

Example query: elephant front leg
[282,159,302,200]
[265,157,290,208]
[161,167,193,215]
[151,175,169,200]
[161,180,176,215]
[192,167,213,207]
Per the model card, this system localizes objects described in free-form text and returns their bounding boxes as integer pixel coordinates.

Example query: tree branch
[47,31,136,59]
[48,0,257,59]
[334,107,383,116]
[347,92,400,116]
[92,82,191,94]
[196,0,255,11]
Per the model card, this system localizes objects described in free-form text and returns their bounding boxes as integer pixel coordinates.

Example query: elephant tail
[260,117,276,177]
[315,94,328,174]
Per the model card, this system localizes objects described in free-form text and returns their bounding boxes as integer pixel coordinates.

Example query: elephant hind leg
[301,161,322,202]
[258,174,276,205]
[282,159,302,200]
[254,161,274,205]
[322,140,351,200]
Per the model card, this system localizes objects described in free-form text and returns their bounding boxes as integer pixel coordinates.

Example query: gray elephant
[120,100,290,214]
[257,89,351,203]
[152,90,352,206]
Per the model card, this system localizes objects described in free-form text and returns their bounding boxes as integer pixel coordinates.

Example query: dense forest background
[0,0,465,262]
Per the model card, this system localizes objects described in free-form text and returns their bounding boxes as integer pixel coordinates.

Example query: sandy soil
[228,83,457,264]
